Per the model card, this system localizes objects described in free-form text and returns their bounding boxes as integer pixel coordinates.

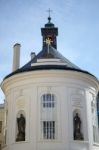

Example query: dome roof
[45,17,55,28]
[3,18,97,80]
[45,22,54,28]
[4,45,95,79]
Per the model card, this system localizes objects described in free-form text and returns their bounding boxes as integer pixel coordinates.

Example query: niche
[16,110,26,142]
[73,109,84,140]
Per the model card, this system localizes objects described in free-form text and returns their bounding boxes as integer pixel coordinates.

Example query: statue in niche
[73,113,84,140]
[16,114,26,142]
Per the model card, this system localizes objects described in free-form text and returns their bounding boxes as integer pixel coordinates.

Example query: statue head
[76,113,79,117]
[20,114,24,118]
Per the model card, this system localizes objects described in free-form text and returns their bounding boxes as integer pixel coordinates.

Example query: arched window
[41,94,55,108]
[41,93,56,140]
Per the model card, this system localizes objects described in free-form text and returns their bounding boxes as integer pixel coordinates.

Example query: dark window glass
[43,121,55,139]
[42,94,55,108]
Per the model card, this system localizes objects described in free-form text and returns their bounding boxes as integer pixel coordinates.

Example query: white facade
[1,17,99,150]
[1,69,99,150]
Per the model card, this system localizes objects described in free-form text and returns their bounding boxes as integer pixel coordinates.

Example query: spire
[48,16,51,23]
[41,11,58,49]
[47,8,52,23]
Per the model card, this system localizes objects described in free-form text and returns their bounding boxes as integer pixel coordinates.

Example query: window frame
[41,93,55,108]
[42,121,55,140]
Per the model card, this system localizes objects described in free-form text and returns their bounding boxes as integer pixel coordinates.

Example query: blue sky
[0,0,99,103]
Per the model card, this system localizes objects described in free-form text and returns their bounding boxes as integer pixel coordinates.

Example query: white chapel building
[1,16,99,150]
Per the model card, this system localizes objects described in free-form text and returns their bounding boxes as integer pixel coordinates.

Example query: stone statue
[16,114,26,142]
[73,113,84,140]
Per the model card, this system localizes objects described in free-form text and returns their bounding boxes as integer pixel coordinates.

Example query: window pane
[42,94,55,108]
[43,121,55,139]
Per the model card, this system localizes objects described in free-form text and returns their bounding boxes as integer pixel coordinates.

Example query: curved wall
[1,70,99,150]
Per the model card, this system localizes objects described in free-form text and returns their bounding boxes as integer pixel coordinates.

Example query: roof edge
[3,65,97,81]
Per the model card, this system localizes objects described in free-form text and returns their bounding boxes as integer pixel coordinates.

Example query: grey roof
[21,46,80,69]
[4,45,95,80]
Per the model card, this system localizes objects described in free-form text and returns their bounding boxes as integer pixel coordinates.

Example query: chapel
[1,16,99,150]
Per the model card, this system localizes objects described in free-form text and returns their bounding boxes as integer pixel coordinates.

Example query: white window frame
[41,94,55,108]
[40,93,57,140]
[42,121,55,139]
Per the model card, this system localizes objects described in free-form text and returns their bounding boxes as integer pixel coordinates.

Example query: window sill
[38,139,61,143]
[14,140,29,144]
[93,143,99,147]
[70,140,89,144]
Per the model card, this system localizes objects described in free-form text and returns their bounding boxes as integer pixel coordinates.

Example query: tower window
[42,94,55,108]
[43,121,55,139]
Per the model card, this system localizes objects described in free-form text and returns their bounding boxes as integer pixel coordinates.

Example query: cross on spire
[47,8,52,17]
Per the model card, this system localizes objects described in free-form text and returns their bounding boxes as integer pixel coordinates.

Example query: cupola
[41,16,58,49]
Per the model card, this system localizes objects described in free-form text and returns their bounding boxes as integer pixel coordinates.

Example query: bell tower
[41,16,58,49]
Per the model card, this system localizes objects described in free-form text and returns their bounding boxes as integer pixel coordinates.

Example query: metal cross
[47,8,52,17]
[44,38,53,46]
[44,38,53,53]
